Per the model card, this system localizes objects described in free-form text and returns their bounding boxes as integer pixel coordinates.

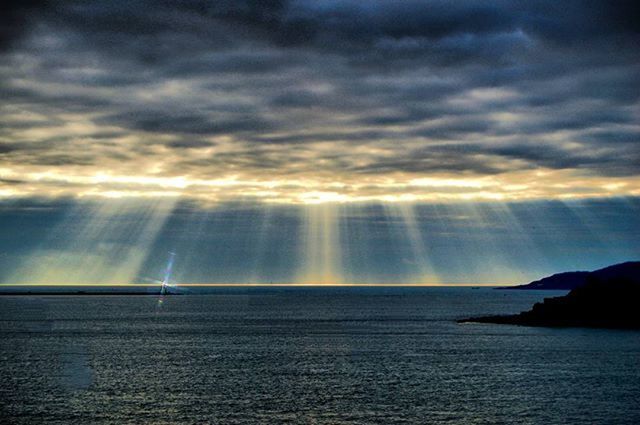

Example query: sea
[1,287,639,424]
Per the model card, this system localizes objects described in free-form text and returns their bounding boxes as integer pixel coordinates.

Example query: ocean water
[1,287,639,424]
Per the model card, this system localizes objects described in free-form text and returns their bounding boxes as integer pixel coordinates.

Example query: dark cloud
[0,0,52,51]
[580,128,639,146]
[0,141,54,154]
[98,111,274,136]
[19,153,96,167]
[162,139,216,150]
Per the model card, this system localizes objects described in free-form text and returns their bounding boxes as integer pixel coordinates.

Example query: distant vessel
[160,252,176,295]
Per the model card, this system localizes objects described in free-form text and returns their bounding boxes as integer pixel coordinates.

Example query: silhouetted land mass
[501,261,640,290]
[461,275,640,329]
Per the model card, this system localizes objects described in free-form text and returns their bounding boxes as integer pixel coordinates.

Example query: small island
[460,273,640,329]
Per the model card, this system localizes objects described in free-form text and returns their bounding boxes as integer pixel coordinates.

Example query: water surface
[1,287,639,424]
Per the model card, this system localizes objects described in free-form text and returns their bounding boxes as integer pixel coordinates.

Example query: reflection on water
[1,288,639,424]
[58,346,93,391]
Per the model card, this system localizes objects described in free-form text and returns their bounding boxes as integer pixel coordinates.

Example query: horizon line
[0,282,508,287]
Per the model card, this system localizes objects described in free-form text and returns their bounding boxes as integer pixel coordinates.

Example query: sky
[1,1,639,285]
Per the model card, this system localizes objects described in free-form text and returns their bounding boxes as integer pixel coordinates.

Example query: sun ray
[298,203,342,284]
[248,205,274,283]
[7,198,177,284]
[384,203,440,284]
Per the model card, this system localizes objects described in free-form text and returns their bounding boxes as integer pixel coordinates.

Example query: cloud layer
[1,1,639,203]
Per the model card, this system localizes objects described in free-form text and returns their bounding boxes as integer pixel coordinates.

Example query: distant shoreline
[0,291,168,296]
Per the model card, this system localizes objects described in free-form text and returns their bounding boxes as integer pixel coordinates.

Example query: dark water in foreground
[1,287,639,424]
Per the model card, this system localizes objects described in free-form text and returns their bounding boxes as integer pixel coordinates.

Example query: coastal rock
[460,275,640,329]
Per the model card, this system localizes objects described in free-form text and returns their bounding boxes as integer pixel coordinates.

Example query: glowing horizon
[1,167,639,204]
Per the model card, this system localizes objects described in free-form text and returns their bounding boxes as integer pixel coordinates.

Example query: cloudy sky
[0,1,639,284]
[2,0,639,203]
